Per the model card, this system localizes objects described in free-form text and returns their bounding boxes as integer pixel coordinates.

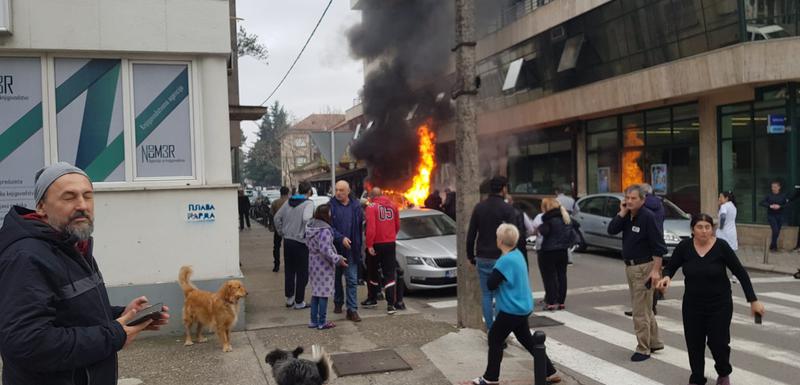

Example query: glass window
[672,119,700,144]
[646,108,671,124]
[295,156,307,167]
[587,117,617,133]
[0,57,45,217]
[720,139,754,222]
[753,135,789,224]
[623,122,644,147]
[646,123,671,146]
[587,130,618,151]
[397,213,456,240]
[578,197,606,216]
[293,137,307,147]
[673,103,699,120]
[587,151,620,193]
[603,196,622,218]
[132,63,193,179]
[55,58,125,182]
[720,113,752,139]
[667,146,700,214]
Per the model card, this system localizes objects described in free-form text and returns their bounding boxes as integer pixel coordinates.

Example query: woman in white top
[717,191,738,250]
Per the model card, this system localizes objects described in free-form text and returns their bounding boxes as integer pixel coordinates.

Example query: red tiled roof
[290,114,345,131]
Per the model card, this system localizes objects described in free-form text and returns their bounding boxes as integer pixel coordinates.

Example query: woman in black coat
[537,197,574,311]
[657,213,765,385]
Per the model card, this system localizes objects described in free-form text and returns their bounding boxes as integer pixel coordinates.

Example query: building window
[719,86,796,225]
[293,137,307,148]
[295,156,307,167]
[586,103,700,214]
[507,126,574,195]
[55,58,125,182]
[0,57,45,216]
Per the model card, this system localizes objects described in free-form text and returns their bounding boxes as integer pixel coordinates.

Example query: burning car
[396,208,457,291]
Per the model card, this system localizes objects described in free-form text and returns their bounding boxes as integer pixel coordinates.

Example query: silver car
[396,208,457,291]
[572,193,691,258]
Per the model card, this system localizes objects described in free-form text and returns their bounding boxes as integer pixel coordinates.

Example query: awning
[229,105,268,121]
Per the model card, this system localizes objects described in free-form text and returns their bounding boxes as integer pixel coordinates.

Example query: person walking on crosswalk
[607,184,667,362]
[471,224,561,385]
[657,213,765,385]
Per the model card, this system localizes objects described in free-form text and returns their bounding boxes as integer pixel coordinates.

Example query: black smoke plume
[348,1,454,190]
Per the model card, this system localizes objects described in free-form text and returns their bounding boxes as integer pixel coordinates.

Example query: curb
[742,262,798,276]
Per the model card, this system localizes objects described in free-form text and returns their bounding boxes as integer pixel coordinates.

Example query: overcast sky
[236,1,364,150]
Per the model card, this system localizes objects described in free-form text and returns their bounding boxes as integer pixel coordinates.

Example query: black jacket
[538,209,574,252]
[0,206,127,385]
[607,207,668,260]
[467,195,523,261]
[238,195,251,214]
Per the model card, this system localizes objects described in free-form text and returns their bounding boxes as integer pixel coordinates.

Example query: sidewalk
[111,224,582,385]
[737,245,800,275]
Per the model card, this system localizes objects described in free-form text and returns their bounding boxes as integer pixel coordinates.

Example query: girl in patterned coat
[305,204,348,329]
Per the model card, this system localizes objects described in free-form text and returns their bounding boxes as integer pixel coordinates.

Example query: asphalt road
[404,249,800,385]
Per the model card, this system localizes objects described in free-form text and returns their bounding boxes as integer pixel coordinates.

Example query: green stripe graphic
[76,63,121,171]
[84,68,189,181]
[0,59,120,164]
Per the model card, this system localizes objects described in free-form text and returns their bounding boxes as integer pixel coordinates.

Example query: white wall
[93,187,240,286]
[1,0,230,54]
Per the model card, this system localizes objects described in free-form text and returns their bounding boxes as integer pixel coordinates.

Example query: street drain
[529,315,564,328]
[331,349,412,377]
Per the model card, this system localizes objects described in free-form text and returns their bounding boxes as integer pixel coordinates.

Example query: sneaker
[624,310,633,317]
[387,305,397,315]
[471,377,499,385]
[715,376,730,385]
[307,323,318,329]
[361,298,378,308]
[395,302,407,311]
[558,304,565,310]
[631,352,651,362]
[293,302,309,310]
[346,310,362,322]
[318,321,336,330]
[285,297,295,308]
[333,304,343,314]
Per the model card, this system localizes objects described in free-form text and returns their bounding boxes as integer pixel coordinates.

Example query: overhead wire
[259,0,334,107]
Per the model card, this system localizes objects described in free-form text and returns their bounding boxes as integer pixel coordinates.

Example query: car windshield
[663,199,689,219]
[398,214,456,240]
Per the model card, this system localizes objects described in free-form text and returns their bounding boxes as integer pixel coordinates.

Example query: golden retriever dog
[179,265,248,352]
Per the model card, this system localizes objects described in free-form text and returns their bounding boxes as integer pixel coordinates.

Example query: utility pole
[453,0,482,329]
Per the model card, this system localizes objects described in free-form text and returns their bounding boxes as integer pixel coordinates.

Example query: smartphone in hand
[755,313,762,325]
[126,302,164,326]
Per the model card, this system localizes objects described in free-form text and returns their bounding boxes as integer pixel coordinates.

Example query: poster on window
[55,59,125,182]
[0,57,44,221]
[132,63,192,178]
[597,167,610,193]
[651,164,668,194]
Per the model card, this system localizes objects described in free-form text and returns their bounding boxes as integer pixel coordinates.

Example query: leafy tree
[237,25,269,64]
[244,101,289,186]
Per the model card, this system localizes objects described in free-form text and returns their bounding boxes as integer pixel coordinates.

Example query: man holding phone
[0,162,169,385]
[608,184,668,362]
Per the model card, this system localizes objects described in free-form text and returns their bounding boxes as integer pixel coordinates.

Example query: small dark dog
[265,345,334,385]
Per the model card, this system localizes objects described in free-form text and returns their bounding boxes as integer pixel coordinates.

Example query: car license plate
[445,269,457,278]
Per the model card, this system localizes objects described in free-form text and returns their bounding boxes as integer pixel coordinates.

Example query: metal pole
[331,129,336,196]
[532,330,548,385]
[454,0,483,329]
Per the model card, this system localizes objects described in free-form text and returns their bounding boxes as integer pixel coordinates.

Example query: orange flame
[403,122,436,207]
[622,127,644,188]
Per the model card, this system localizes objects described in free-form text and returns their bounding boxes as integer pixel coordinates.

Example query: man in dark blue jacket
[0,162,168,385]
[329,181,364,322]
[608,184,667,363]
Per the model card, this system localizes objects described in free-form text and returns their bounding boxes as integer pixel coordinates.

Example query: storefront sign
[187,203,215,223]
[0,58,44,223]
[0,0,11,35]
[651,164,668,194]
[597,167,610,193]
[133,64,192,178]
[767,114,786,134]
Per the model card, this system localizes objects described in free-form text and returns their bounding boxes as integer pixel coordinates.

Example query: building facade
[354,0,800,253]
[0,0,242,333]
[280,114,344,188]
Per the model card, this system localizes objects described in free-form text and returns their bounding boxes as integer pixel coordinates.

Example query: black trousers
[273,232,283,268]
[768,214,782,249]
[483,311,557,382]
[683,300,733,385]
[367,242,397,306]
[284,239,309,304]
[539,249,568,306]
[238,211,250,229]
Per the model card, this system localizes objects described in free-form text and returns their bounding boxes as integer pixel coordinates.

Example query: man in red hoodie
[362,187,401,314]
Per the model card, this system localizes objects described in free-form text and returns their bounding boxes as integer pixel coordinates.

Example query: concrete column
[698,96,718,215]
[576,125,587,196]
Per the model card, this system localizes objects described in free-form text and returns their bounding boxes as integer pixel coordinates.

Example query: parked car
[396,208,457,291]
[264,189,281,202]
[572,193,691,258]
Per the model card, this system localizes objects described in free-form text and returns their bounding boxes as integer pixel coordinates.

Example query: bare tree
[237,25,269,64]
